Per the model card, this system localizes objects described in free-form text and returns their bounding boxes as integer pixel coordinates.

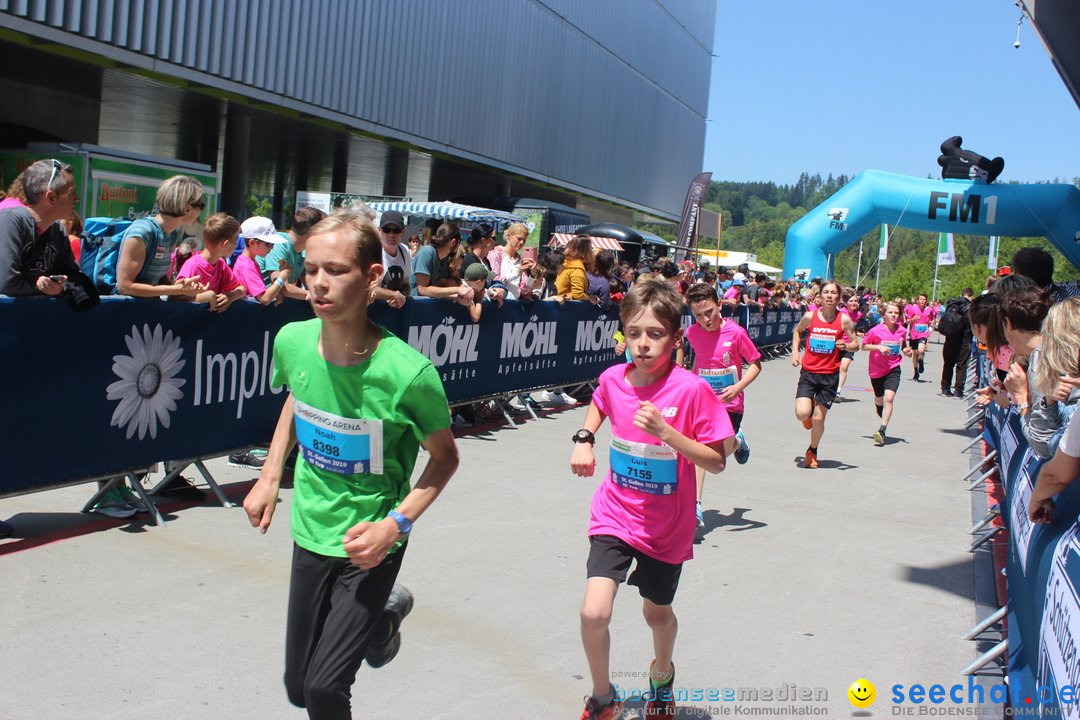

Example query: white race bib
[808,332,836,354]
[699,366,737,393]
[609,436,677,495]
[293,400,384,475]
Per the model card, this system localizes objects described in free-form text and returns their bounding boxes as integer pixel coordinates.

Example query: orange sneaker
[801,416,813,430]
[579,692,623,720]
[645,660,677,718]
[804,448,819,469]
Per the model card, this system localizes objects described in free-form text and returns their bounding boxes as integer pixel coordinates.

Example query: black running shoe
[228,449,267,469]
[365,585,415,668]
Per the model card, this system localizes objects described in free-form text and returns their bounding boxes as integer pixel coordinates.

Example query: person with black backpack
[939,288,975,397]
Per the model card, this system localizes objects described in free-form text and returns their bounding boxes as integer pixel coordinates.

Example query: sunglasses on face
[190,199,205,210]
[381,226,403,234]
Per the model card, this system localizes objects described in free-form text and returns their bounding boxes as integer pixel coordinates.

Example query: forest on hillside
[693,174,1079,300]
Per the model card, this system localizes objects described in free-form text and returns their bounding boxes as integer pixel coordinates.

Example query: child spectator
[257,205,325,301]
[169,238,196,282]
[461,262,506,322]
[234,216,292,305]
[176,212,247,312]
[570,278,732,719]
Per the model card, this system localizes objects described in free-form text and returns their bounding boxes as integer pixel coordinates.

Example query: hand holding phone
[522,247,537,262]
[49,275,66,283]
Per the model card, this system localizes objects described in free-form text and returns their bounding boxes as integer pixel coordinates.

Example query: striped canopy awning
[368,201,526,224]
[547,233,625,251]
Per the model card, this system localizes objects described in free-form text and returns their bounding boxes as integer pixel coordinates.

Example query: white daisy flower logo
[106,324,186,440]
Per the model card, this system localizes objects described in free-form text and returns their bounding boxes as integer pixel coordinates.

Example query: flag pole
[855,240,863,288]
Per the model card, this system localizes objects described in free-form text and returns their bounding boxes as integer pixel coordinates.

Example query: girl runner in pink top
[837,290,863,396]
[861,301,912,445]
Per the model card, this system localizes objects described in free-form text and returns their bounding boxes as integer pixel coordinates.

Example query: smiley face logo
[848,679,876,708]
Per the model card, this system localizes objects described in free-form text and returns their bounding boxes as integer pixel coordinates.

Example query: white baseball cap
[733,272,747,282]
[241,216,284,243]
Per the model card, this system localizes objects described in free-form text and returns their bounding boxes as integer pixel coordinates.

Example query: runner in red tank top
[790,281,858,468]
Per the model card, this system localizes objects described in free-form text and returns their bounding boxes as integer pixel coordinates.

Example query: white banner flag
[937,232,956,266]
[987,236,999,271]
[878,224,888,260]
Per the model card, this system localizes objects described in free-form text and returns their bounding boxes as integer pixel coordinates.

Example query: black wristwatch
[572,429,596,445]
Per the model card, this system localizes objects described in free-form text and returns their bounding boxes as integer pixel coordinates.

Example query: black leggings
[284,543,406,720]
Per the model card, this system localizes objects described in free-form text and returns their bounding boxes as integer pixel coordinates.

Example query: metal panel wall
[0,0,714,217]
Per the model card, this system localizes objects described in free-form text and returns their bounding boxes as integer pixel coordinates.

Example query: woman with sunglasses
[115,175,207,299]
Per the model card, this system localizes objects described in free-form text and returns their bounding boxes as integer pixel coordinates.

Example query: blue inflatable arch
[782,169,1080,280]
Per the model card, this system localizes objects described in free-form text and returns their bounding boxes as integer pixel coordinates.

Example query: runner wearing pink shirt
[903,293,936,381]
[175,212,246,312]
[235,216,291,305]
[861,302,912,445]
[570,278,733,720]
[684,283,761,526]
[836,289,863,398]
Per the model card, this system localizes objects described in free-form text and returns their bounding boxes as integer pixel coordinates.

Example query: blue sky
[703,1,1080,185]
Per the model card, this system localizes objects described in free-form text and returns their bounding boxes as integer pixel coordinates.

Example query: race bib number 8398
[293,400,384,475]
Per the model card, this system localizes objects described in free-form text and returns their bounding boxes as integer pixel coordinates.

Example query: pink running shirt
[685,319,761,414]
[839,306,862,343]
[905,305,936,340]
[233,253,267,298]
[589,363,733,564]
[177,254,243,294]
[863,323,908,378]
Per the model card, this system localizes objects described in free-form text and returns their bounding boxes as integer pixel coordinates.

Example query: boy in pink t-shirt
[903,293,936,381]
[176,212,246,312]
[861,302,912,445]
[570,278,733,720]
[234,216,292,305]
[684,282,760,526]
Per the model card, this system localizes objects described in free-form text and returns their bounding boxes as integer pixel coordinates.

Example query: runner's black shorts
[840,350,855,361]
[870,367,902,397]
[726,411,743,434]
[796,370,840,409]
[908,337,926,350]
[586,534,683,606]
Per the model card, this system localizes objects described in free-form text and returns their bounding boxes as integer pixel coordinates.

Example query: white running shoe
[90,489,137,519]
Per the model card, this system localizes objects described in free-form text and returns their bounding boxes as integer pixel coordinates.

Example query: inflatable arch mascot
[782,136,1080,280]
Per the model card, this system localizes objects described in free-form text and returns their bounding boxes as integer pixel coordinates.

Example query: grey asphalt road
[0,338,995,720]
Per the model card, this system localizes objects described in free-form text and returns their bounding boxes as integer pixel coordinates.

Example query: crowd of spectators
[1,162,1077,531]
[960,247,1080,527]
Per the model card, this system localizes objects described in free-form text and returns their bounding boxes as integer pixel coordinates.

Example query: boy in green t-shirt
[244,213,458,719]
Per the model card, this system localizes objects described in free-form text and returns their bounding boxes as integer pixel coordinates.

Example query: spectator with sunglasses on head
[114,174,207,300]
[0,158,85,297]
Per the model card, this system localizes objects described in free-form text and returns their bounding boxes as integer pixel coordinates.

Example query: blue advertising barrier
[981,401,1080,714]
[0,296,794,497]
